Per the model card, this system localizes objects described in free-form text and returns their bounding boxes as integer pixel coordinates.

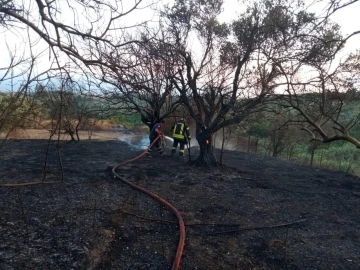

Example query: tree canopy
[1,0,359,166]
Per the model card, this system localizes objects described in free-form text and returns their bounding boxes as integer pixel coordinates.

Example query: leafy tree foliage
[159,0,341,165]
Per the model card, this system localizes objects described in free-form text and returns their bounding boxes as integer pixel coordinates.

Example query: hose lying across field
[112,135,186,270]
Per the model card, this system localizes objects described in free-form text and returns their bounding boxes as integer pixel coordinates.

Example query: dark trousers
[172,138,185,156]
[147,135,163,155]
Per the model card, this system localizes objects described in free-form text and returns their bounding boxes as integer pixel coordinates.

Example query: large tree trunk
[75,121,81,141]
[219,125,226,166]
[192,129,217,166]
[141,109,160,133]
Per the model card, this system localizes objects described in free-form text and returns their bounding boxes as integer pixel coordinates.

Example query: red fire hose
[112,135,185,270]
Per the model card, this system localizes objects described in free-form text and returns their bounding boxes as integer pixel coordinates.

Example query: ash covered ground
[1,132,360,269]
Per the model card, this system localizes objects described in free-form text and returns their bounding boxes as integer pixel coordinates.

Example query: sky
[309,0,360,59]
[219,0,360,59]
[0,0,359,90]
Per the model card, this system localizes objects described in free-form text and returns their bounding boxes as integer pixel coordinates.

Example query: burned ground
[0,134,360,269]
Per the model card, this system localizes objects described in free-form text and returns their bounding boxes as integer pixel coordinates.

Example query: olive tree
[161,0,333,166]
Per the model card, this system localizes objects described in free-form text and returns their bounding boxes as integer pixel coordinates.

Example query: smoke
[118,132,240,152]
[118,134,149,150]
[187,128,240,151]
[118,135,175,150]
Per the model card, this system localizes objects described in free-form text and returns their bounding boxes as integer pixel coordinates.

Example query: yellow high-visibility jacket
[171,121,191,140]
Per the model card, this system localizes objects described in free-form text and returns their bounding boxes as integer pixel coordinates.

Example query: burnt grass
[1,136,360,270]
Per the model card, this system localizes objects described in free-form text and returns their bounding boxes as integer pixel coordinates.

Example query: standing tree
[0,0,154,69]
[40,79,109,142]
[319,0,360,44]
[0,47,62,148]
[95,37,184,131]
[247,114,270,153]
[161,0,331,166]
[275,51,360,148]
[268,0,360,150]
[0,0,156,144]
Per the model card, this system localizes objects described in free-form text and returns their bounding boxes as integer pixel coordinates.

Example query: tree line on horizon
[0,0,359,167]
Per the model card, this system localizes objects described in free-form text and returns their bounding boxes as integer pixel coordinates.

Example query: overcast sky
[0,0,359,90]
[221,0,360,58]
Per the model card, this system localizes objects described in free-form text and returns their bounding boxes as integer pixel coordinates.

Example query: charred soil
[1,133,360,270]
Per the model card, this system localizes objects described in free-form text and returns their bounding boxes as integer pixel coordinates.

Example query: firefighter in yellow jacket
[170,119,191,157]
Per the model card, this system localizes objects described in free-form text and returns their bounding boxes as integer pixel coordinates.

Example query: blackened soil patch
[1,138,360,269]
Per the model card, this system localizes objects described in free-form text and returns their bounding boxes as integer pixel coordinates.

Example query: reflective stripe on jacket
[171,122,190,140]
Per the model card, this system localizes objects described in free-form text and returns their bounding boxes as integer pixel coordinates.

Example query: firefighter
[170,119,191,157]
[147,120,165,157]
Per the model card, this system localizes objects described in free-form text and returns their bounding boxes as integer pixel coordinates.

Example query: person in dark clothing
[147,120,165,156]
[170,119,191,157]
